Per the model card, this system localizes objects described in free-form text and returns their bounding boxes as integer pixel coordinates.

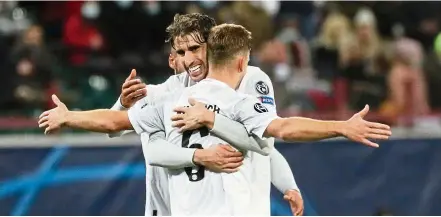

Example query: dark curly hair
[165,13,217,49]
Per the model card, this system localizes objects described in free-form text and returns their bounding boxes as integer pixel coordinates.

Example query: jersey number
[181,127,209,182]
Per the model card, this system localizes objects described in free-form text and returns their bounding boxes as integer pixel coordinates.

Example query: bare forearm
[108,97,131,137]
[65,110,131,133]
[272,117,344,142]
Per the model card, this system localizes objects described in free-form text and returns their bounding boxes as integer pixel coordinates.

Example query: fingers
[125,88,147,100]
[295,207,304,216]
[358,104,370,118]
[122,82,146,97]
[366,133,390,140]
[39,110,51,119]
[122,79,140,89]
[171,120,185,128]
[173,106,188,114]
[122,78,143,90]
[361,138,379,148]
[223,162,243,170]
[168,120,185,128]
[171,114,184,122]
[367,121,391,130]
[188,98,196,106]
[39,121,48,129]
[188,98,205,107]
[221,168,240,173]
[125,69,137,82]
[368,128,392,136]
[220,146,243,157]
[220,144,237,152]
[38,116,48,125]
[44,127,52,135]
[51,94,62,106]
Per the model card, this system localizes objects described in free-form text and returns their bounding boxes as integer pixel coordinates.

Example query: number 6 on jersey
[181,127,209,182]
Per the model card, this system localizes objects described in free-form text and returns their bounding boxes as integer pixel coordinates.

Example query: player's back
[172,78,259,215]
[160,83,237,216]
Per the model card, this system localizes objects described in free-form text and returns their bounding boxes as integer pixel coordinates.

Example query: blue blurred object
[1,139,441,215]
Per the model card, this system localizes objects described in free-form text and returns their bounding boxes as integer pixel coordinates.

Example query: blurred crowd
[1,1,441,127]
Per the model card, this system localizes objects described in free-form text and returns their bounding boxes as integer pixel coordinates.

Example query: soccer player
[38,23,392,216]
[109,14,304,216]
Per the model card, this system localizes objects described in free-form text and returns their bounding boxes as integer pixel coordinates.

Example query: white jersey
[129,72,192,216]
[160,66,276,215]
[235,66,276,215]
[128,77,278,215]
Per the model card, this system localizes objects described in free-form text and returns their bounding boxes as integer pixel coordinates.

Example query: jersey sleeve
[127,96,166,135]
[244,68,277,113]
[145,75,179,102]
[233,95,279,139]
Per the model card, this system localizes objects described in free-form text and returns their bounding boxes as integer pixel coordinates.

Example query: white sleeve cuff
[110,97,127,111]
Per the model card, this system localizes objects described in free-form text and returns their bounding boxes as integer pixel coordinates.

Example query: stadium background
[1,1,441,215]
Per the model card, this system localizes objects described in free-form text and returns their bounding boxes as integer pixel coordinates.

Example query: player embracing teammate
[39,14,391,216]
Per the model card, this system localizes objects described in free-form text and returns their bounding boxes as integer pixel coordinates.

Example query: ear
[238,56,244,73]
[169,54,176,71]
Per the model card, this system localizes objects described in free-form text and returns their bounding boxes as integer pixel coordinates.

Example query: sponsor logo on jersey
[255,81,270,95]
[141,103,149,109]
[254,103,268,113]
[258,96,274,105]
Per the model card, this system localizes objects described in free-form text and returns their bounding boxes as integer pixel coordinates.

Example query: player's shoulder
[246,66,271,79]
[245,65,273,87]
[166,73,187,84]
[240,65,274,96]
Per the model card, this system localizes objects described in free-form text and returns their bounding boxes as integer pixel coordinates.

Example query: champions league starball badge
[255,81,270,95]
[254,103,269,113]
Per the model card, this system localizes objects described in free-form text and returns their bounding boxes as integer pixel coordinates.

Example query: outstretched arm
[38,95,133,134]
[263,105,391,147]
[38,94,163,135]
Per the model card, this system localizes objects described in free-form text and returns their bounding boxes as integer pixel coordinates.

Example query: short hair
[165,13,216,49]
[207,24,252,66]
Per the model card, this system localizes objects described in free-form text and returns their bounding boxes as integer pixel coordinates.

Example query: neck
[206,65,243,89]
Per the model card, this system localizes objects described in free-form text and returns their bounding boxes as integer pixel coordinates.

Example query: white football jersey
[128,77,279,215]
[236,66,276,215]
[130,72,192,216]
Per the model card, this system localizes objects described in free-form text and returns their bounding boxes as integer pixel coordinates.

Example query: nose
[183,51,195,67]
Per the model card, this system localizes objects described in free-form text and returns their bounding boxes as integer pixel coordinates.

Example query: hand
[342,105,392,148]
[284,190,304,216]
[38,95,69,135]
[171,98,214,132]
[193,144,244,173]
[120,69,147,108]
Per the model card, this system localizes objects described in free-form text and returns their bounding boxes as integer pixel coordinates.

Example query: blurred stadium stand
[1,1,441,215]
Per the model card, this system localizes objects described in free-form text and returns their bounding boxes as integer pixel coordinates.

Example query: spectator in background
[313,12,352,80]
[0,1,31,37]
[218,1,273,53]
[63,1,105,66]
[340,8,388,111]
[423,33,441,110]
[3,25,54,113]
[380,38,430,122]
